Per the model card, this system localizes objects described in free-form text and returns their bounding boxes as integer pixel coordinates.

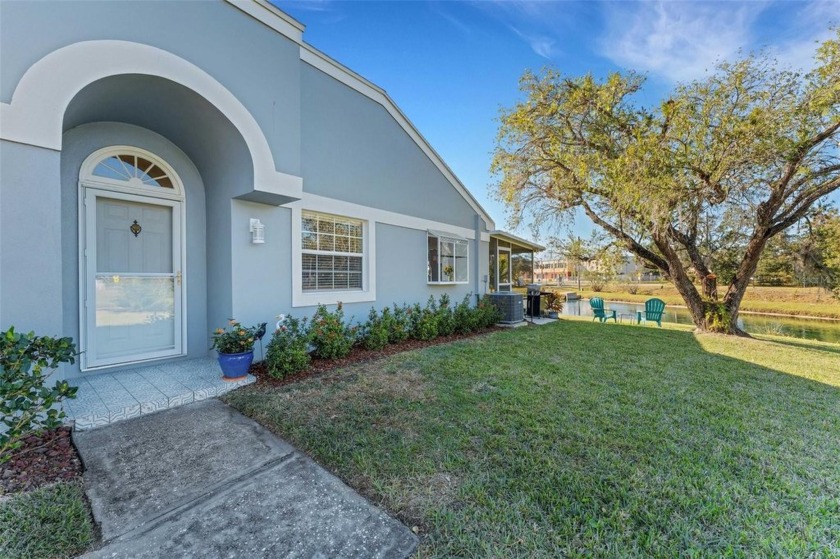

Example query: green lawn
[225,321,840,558]
[0,481,95,559]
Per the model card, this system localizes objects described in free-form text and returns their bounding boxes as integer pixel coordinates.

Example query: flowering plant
[211,320,258,354]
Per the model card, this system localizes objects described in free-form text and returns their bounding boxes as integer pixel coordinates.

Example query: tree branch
[768,176,840,237]
[579,199,670,272]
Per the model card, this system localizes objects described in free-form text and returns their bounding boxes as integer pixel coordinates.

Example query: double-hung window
[427,231,469,284]
[301,211,364,291]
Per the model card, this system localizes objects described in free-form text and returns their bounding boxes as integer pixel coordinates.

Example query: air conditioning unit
[488,292,524,324]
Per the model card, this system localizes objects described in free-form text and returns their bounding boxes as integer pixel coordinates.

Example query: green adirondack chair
[589,297,616,323]
[640,298,666,327]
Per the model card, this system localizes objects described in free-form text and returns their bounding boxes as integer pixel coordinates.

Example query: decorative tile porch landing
[64,358,255,431]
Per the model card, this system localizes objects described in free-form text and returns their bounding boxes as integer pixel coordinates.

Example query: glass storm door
[498,248,512,292]
[83,190,183,369]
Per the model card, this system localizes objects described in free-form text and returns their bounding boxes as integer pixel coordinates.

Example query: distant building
[534,259,573,284]
[535,254,661,284]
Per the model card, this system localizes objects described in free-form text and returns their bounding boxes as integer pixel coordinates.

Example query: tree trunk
[651,234,709,329]
[721,233,770,336]
[625,228,770,335]
[670,267,708,327]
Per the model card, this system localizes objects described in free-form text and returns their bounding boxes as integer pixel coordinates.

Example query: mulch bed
[1,427,83,496]
[249,327,503,388]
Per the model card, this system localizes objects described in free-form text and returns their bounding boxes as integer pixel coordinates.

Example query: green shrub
[265,316,311,379]
[309,303,355,359]
[453,294,478,334]
[409,298,439,341]
[1,328,78,462]
[474,295,502,328]
[389,304,410,344]
[361,307,390,351]
[703,301,732,333]
[435,294,456,336]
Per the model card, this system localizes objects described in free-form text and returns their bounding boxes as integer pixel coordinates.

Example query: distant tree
[799,206,840,296]
[754,233,796,286]
[823,213,840,298]
[583,245,625,292]
[492,31,840,334]
[753,204,840,293]
[553,234,623,291]
[554,234,598,290]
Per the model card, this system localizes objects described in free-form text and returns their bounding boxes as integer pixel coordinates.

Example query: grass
[567,284,840,319]
[0,480,95,559]
[225,321,840,558]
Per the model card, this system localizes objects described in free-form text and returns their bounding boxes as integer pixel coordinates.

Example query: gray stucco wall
[300,64,477,230]
[372,223,475,309]
[224,210,479,331]
[1,1,495,378]
[60,122,208,377]
[0,140,64,336]
[230,200,292,329]
[0,0,301,177]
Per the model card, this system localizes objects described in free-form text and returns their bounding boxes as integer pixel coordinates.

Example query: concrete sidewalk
[74,399,417,558]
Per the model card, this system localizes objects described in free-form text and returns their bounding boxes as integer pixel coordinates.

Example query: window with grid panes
[301,211,364,291]
[427,233,469,284]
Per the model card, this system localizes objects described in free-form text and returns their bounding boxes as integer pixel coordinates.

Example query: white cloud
[600,0,838,83]
[472,0,567,59]
[600,1,764,82]
[510,26,557,58]
[428,2,473,35]
[767,1,839,72]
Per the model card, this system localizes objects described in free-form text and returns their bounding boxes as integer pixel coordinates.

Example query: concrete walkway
[74,399,417,558]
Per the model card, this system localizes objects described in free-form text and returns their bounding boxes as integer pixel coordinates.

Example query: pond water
[561,299,840,344]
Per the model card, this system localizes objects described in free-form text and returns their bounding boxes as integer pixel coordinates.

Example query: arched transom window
[80,146,183,198]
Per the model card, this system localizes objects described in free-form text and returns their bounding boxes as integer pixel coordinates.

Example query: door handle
[176,271,182,286]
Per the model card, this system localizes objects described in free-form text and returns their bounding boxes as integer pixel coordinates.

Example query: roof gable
[224,0,495,229]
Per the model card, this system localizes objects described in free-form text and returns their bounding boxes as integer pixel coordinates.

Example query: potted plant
[211,320,259,380]
[545,292,563,319]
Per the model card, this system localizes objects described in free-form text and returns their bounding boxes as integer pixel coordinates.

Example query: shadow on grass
[752,334,840,356]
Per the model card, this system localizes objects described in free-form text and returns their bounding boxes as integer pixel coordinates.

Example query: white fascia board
[490,230,545,252]
[224,0,305,44]
[299,44,496,231]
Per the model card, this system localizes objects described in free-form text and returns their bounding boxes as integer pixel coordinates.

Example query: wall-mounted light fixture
[250,218,265,244]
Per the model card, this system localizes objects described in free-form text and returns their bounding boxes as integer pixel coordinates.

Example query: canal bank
[562,299,840,344]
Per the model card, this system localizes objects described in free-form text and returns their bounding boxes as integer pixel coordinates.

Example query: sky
[272,0,839,247]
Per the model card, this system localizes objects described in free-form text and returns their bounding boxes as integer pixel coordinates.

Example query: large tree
[492,31,840,334]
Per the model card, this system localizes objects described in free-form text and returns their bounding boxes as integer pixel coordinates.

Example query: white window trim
[427,232,470,285]
[291,207,376,307]
[80,145,185,201]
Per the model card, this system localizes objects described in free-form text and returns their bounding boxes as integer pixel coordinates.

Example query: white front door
[82,189,183,369]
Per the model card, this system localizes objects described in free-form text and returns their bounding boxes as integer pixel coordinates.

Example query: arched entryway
[78,147,186,369]
[1,39,302,377]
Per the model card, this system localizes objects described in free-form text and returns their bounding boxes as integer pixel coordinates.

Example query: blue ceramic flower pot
[217,350,254,380]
